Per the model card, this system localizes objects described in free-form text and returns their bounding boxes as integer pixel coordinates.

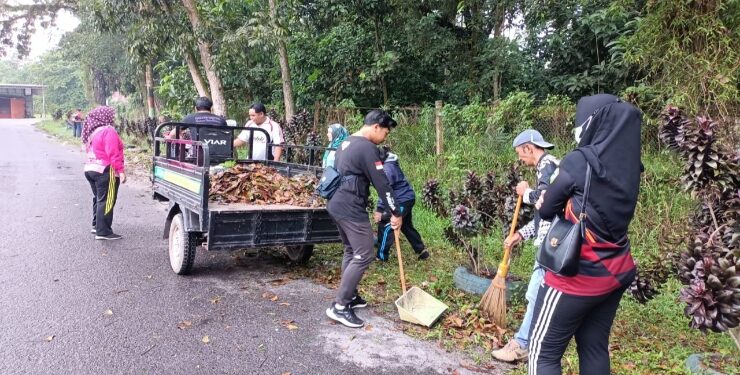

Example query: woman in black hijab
[527,94,641,374]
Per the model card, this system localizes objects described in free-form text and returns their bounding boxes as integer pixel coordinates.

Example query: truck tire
[285,245,314,264]
[169,213,196,275]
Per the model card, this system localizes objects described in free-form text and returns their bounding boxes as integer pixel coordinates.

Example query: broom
[480,194,523,327]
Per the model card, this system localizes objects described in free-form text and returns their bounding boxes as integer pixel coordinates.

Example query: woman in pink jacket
[82,106,126,240]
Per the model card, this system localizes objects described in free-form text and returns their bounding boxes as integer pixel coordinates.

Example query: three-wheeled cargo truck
[151,122,341,275]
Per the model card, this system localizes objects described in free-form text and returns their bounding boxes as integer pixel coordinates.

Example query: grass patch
[36,119,153,173]
[37,119,78,143]
[304,114,737,373]
[39,114,737,373]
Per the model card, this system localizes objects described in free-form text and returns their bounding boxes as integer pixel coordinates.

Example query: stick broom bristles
[480,194,523,327]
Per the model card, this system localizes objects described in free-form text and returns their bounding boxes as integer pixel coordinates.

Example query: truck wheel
[169,213,196,275]
[285,245,314,264]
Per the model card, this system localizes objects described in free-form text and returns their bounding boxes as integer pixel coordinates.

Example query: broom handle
[395,229,407,294]
[498,194,523,276]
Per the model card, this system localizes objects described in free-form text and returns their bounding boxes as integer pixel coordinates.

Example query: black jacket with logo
[327,136,400,222]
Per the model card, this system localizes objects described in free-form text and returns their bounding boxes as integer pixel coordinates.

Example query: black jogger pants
[376,200,425,260]
[85,166,120,236]
[527,282,630,375]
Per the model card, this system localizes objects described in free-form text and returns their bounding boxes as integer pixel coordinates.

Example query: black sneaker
[95,233,123,241]
[418,250,430,260]
[326,305,364,328]
[349,295,368,309]
[90,228,96,234]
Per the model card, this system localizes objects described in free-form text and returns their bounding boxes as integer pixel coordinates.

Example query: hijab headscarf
[81,106,116,145]
[574,94,641,180]
[322,123,348,166]
[565,94,642,239]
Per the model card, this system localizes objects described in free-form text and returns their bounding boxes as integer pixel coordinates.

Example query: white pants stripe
[528,285,563,374]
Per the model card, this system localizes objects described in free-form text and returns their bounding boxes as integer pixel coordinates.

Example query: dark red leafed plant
[656,106,740,338]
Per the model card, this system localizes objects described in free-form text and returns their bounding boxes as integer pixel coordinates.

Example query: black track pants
[376,200,425,260]
[527,282,630,375]
[85,167,120,236]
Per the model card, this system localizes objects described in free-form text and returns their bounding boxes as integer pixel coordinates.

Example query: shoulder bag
[536,164,592,277]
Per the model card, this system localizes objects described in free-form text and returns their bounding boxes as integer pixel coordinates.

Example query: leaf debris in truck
[209,164,323,207]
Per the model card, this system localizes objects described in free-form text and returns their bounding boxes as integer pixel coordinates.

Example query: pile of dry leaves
[442,305,507,351]
[209,163,323,207]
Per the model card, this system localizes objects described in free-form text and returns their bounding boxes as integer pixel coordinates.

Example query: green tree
[521,0,639,99]
[621,0,739,118]
[10,50,89,115]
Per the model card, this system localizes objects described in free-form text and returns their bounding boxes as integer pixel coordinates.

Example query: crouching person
[374,149,428,261]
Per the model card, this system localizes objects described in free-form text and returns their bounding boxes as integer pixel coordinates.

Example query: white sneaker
[492,339,528,362]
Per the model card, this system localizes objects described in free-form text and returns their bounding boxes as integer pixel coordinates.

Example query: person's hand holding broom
[480,193,523,327]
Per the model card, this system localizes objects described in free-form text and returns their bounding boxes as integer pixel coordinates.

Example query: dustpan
[395,286,448,327]
[392,230,448,327]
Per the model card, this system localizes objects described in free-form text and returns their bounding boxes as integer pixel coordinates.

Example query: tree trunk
[181,0,226,117]
[493,2,505,38]
[183,49,210,98]
[373,17,388,106]
[92,69,107,105]
[493,70,500,100]
[145,63,156,119]
[268,0,295,122]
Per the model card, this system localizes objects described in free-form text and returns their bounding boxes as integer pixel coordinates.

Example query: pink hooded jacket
[84,126,125,175]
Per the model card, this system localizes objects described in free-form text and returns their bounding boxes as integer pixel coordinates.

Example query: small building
[0,84,45,119]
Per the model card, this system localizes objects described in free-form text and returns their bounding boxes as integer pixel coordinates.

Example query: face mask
[574,115,593,143]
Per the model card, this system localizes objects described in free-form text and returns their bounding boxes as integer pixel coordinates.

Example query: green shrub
[488,91,535,136]
[533,94,575,143]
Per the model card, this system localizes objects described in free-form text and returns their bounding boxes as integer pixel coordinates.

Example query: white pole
[42,87,46,119]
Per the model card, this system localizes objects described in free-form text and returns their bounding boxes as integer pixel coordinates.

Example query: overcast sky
[2,2,80,62]
[28,10,80,60]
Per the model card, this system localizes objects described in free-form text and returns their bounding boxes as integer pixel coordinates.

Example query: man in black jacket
[325,110,402,328]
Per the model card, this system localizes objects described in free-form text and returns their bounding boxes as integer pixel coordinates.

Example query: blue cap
[512,129,554,149]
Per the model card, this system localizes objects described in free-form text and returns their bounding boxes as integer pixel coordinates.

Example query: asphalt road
[0,119,497,375]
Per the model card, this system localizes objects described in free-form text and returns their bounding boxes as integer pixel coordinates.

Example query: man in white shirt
[233,103,285,160]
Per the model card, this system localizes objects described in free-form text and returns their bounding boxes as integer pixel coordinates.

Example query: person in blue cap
[492,129,560,362]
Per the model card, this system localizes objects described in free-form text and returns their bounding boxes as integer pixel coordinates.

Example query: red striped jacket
[545,200,636,296]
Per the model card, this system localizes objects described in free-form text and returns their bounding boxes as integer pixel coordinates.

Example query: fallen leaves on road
[441,308,506,350]
[280,320,299,330]
[45,335,55,342]
[210,296,222,304]
[262,292,279,301]
[269,277,291,286]
[281,372,292,375]
[201,335,210,344]
[279,302,291,306]
[364,324,373,332]
[176,320,192,330]
[103,309,113,316]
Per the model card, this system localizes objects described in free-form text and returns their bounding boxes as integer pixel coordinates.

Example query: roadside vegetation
[10,0,737,373]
